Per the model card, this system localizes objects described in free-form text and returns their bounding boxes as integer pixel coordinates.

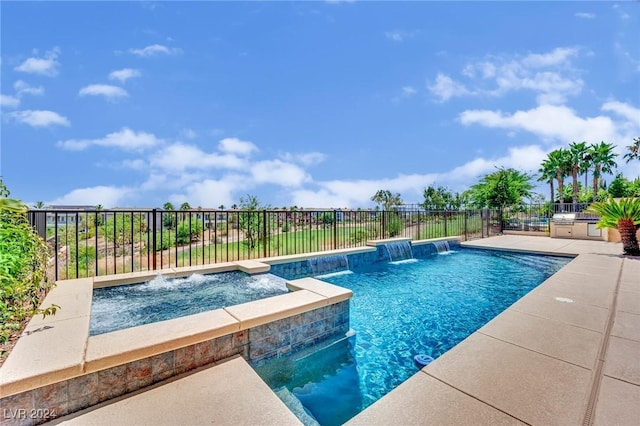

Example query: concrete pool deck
[45,236,639,425]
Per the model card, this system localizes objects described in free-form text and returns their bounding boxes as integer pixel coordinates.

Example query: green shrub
[0,182,57,348]
[385,212,404,237]
[152,230,175,251]
[176,219,203,245]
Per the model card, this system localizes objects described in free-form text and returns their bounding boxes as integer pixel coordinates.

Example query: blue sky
[1,1,639,209]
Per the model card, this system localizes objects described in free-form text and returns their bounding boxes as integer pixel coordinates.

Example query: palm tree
[569,142,588,209]
[163,202,174,211]
[587,198,640,255]
[589,141,618,202]
[546,149,571,212]
[218,204,225,210]
[180,202,191,221]
[94,204,104,226]
[623,137,640,163]
[33,201,45,209]
[538,158,556,204]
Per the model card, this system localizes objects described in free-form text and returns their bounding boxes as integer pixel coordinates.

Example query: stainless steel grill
[552,213,576,225]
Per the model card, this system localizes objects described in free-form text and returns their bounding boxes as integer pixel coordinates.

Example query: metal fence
[28,207,506,280]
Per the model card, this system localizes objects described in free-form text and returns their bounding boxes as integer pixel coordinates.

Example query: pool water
[90,272,288,335]
[254,248,570,425]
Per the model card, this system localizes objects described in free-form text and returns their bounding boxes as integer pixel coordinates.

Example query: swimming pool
[90,271,289,335]
[254,247,571,425]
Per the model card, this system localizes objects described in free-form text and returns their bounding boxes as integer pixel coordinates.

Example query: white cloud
[79,84,129,100]
[251,160,310,187]
[57,128,161,151]
[427,73,471,101]
[150,143,247,172]
[281,152,327,166]
[176,178,244,209]
[121,159,147,170]
[218,138,258,156]
[290,144,552,208]
[385,30,416,42]
[521,47,579,67]
[7,110,70,127]
[14,48,60,76]
[108,68,141,83]
[14,80,44,97]
[0,94,19,108]
[402,86,417,96]
[47,186,130,208]
[431,47,583,104]
[458,103,628,146]
[128,44,182,57]
[601,101,640,126]
[575,12,596,19]
[181,128,197,139]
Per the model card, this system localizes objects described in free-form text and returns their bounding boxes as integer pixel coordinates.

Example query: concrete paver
[593,376,640,426]
[346,372,525,426]
[479,309,602,369]
[603,336,640,385]
[423,333,592,425]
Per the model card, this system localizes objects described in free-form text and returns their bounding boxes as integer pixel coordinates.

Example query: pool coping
[347,235,639,426]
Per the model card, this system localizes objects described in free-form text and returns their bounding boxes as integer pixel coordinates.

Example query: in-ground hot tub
[90,271,289,335]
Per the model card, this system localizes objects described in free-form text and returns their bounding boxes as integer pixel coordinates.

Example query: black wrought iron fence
[29,207,500,280]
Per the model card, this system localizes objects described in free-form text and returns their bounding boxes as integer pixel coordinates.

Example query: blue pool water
[90,272,288,335]
[254,248,570,425]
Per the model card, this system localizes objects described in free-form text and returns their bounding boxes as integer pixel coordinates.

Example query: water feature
[90,272,288,335]
[433,239,450,254]
[256,249,570,425]
[383,241,414,262]
[308,254,349,276]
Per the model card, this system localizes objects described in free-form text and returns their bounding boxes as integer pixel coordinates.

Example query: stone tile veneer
[0,301,349,426]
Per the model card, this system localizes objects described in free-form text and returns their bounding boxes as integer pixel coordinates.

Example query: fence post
[333,210,338,249]
[464,210,468,241]
[498,205,504,234]
[443,211,448,237]
[152,209,157,271]
[262,210,267,258]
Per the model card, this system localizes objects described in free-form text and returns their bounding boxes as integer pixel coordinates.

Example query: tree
[33,201,45,209]
[371,190,403,210]
[163,202,175,210]
[537,158,556,204]
[218,204,225,210]
[608,174,630,198]
[422,186,461,210]
[238,195,262,250]
[179,202,191,221]
[568,141,589,208]
[589,141,617,202]
[587,198,640,256]
[623,137,640,163]
[543,149,571,211]
[466,167,534,208]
